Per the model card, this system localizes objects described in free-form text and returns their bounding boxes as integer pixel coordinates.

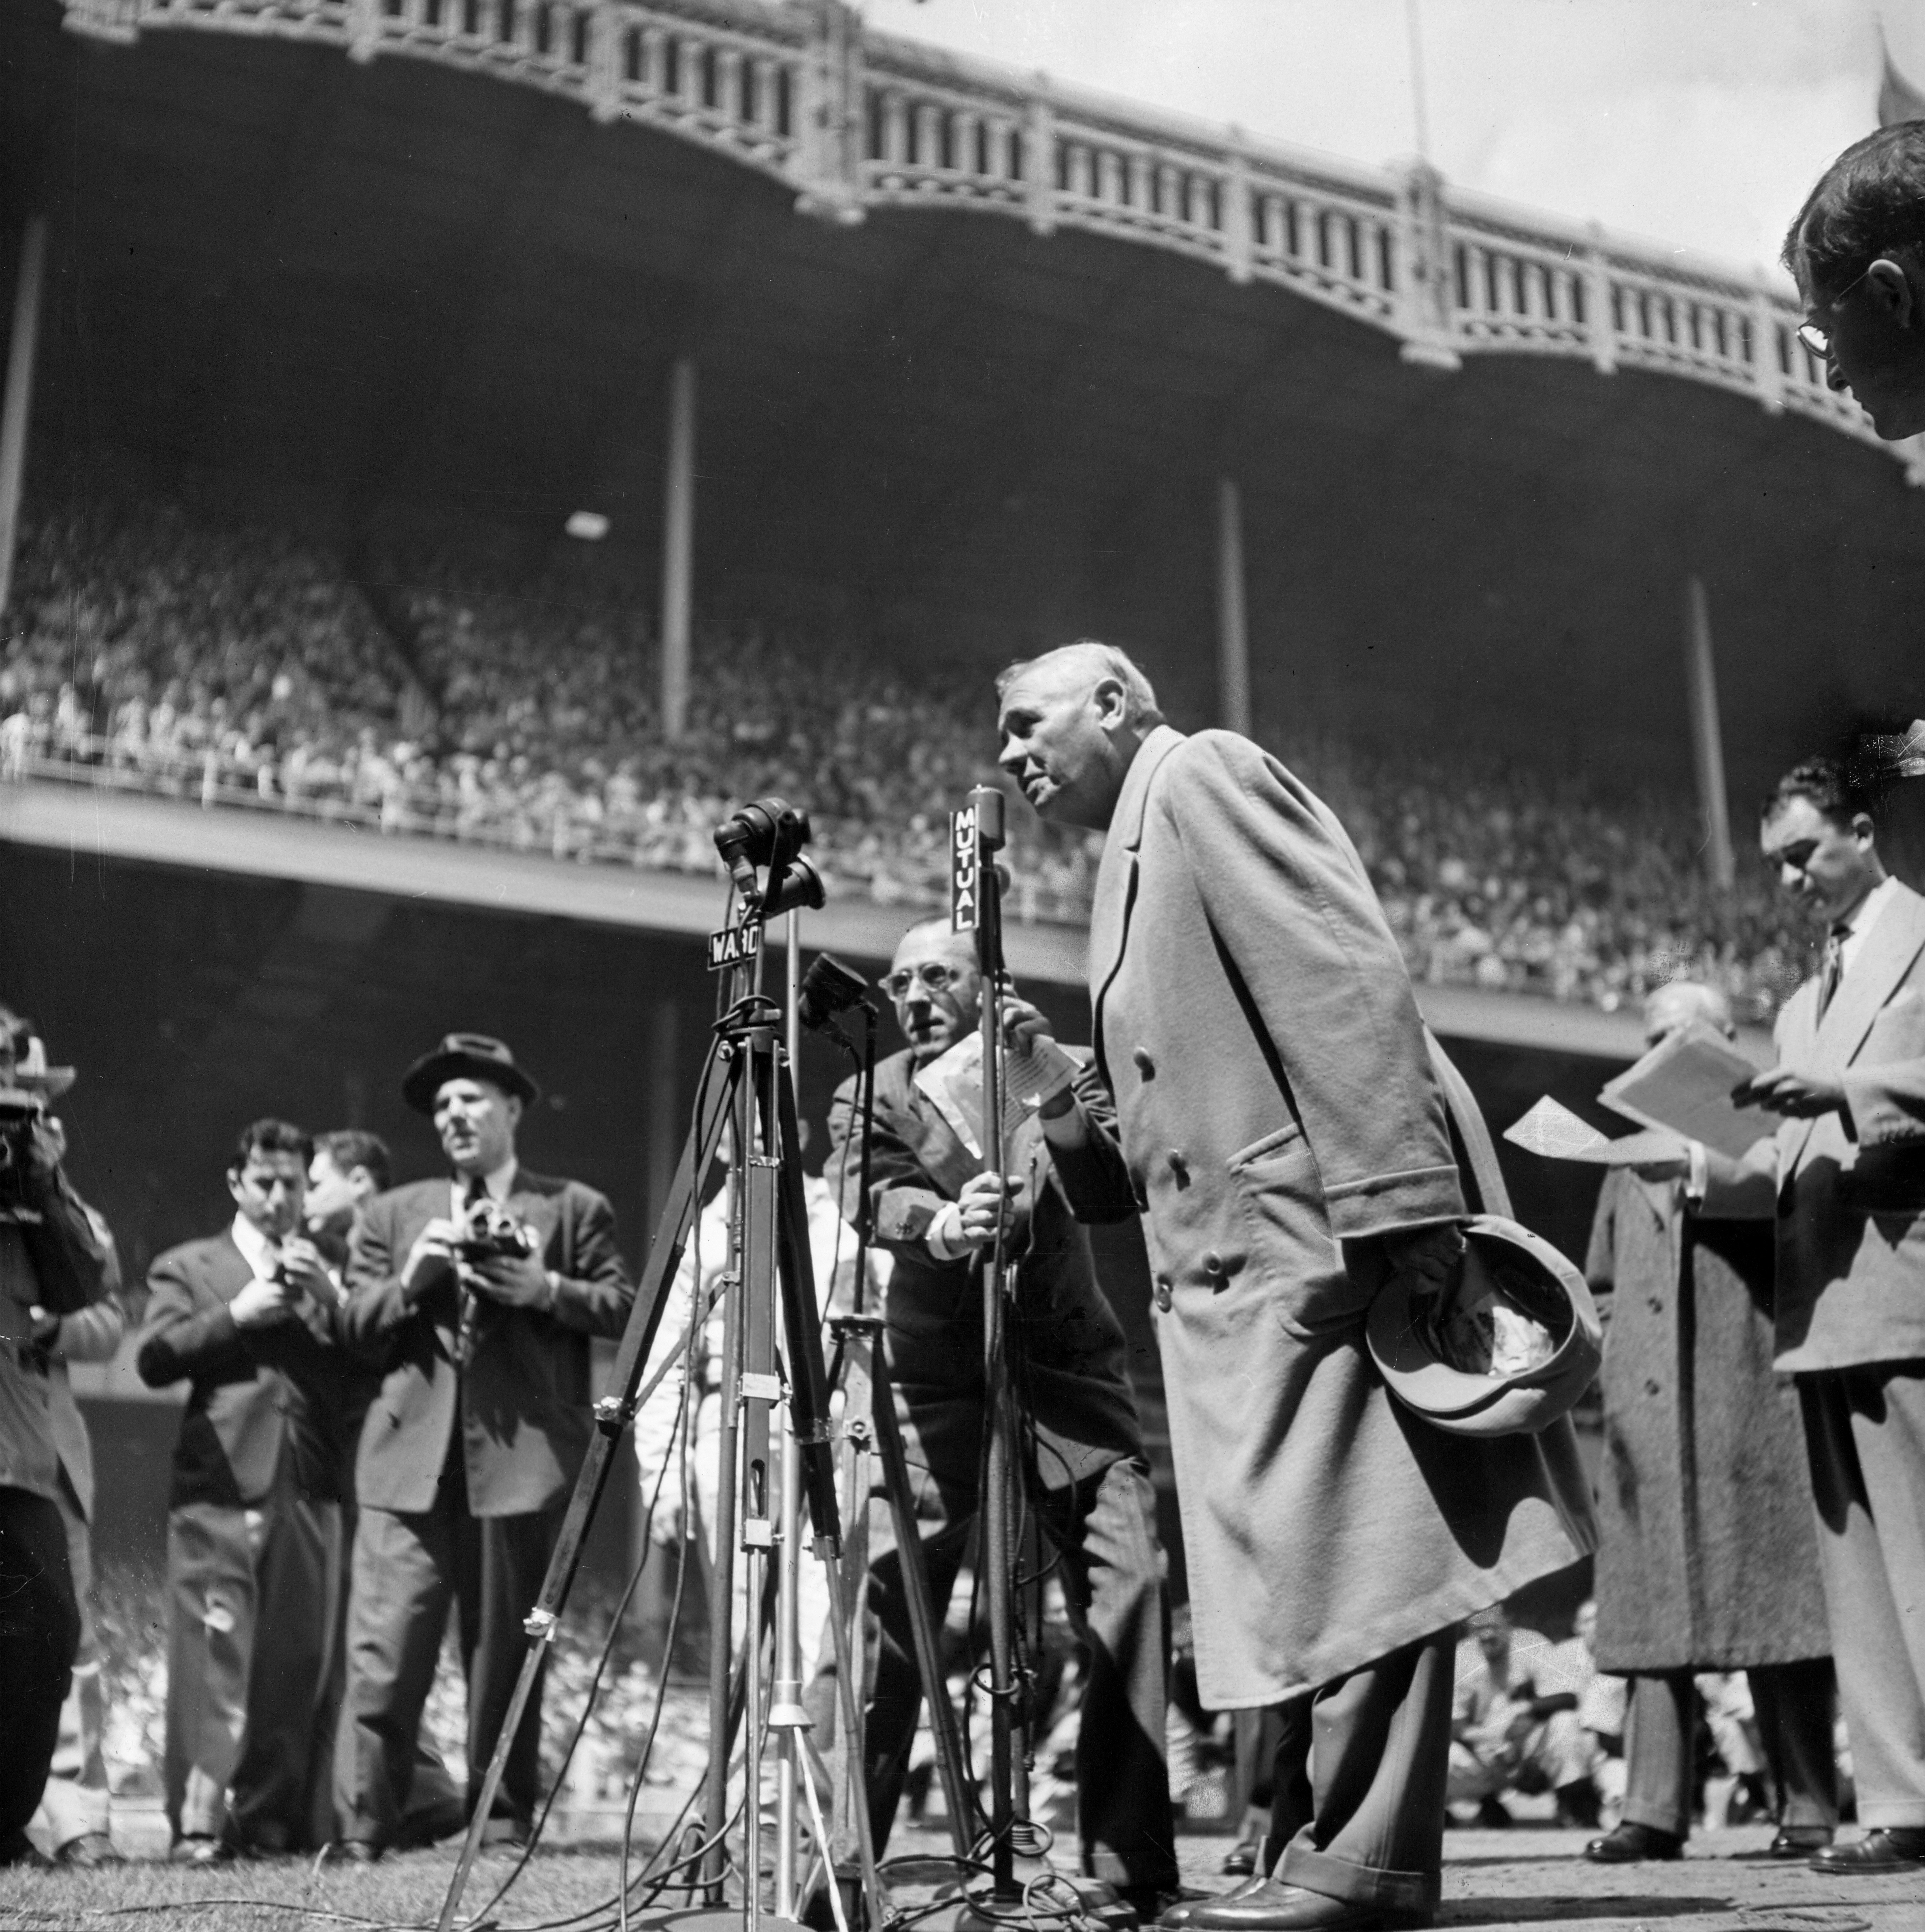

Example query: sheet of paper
[913,1029,1080,1159]
[1598,1020,1774,1161]
[1503,1095,1687,1167]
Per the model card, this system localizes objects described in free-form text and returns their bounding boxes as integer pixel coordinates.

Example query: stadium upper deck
[4,0,1923,803]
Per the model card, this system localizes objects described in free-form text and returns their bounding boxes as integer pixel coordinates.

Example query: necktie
[1818,924,1848,1017]
[455,1179,486,1368]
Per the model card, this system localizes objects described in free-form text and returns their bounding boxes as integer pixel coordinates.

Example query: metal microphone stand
[434,870,885,1932]
[956,784,1030,1915]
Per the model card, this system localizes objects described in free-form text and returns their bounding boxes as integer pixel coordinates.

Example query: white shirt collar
[231,1213,280,1281]
[451,1158,518,1218]
[1836,874,1902,979]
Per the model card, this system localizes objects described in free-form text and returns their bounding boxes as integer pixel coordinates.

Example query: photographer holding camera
[0,1008,114,1869]
[333,1034,633,1861]
[137,1118,351,1861]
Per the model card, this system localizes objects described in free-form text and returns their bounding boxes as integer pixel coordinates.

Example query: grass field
[0,1842,689,1932]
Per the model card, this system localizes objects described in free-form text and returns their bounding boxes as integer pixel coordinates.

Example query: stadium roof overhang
[5,0,1924,797]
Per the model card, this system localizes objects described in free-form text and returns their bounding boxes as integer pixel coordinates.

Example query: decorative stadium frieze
[61,0,1925,479]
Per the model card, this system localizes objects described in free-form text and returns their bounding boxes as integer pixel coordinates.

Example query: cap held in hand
[1367,1214,1601,1438]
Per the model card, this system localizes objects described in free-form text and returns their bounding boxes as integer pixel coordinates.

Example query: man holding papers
[1581,983,1836,1868]
[818,919,1177,1912]
[1702,756,1925,1875]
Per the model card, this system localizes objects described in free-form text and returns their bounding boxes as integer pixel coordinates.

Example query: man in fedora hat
[333,1034,633,1859]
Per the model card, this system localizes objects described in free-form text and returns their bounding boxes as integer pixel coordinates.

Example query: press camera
[457,1195,538,1264]
[0,1086,48,1219]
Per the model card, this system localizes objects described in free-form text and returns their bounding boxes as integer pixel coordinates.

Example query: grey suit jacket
[1705,879,1925,1371]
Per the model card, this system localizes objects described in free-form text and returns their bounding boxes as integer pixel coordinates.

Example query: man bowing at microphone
[994,642,1595,1932]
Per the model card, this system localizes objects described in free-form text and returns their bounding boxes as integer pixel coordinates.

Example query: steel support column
[660,357,696,741]
[1685,575,1734,890]
[0,215,48,624]
[1216,476,1252,736]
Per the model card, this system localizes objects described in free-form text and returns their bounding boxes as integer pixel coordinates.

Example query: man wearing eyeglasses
[1785,122,1925,440]
[819,920,1179,1919]
[1700,757,1925,1874]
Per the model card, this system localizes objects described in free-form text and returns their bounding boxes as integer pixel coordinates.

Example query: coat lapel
[1782,886,1925,1176]
[1813,884,1925,1070]
[1090,727,1184,1077]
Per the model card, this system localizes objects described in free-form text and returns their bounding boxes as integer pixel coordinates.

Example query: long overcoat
[1089,726,1596,1707]
[1583,1169,1829,1671]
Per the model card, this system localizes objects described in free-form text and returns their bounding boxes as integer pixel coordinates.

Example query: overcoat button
[1204,1250,1226,1277]
[1648,1296,1663,1313]
[1644,1378,1661,1397]
[1154,1280,1173,1313]
[1133,1048,1156,1076]
[1168,1150,1188,1177]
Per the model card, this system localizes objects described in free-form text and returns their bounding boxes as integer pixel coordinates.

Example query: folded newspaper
[1502,1096,1687,1167]
[1598,1018,1773,1160]
[913,1028,1080,1159]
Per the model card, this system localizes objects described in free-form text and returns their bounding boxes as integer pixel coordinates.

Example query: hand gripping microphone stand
[434,825,884,1932]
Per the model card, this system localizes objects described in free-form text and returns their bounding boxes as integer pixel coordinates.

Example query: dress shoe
[169,1835,236,1865]
[1810,1828,1925,1874]
[1161,1877,1267,1928]
[1583,1822,1682,1865]
[0,1830,55,1869]
[479,1815,531,1851]
[1767,1825,1833,1858]
[1222,1839,1260,1877]
[54,1832,122,1868]
[334,1841,384,1866]
[1187,1878,1427,1931]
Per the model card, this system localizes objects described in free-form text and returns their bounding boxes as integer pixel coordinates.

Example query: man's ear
[1867,257,1918,331]
[1092,676,1129,731]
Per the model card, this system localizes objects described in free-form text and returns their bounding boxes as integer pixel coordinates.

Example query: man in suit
[334,1034,633,1859]
[1783,122,1925,442]
[995,642,1595,1932]
[1581,981,1837,1866]
[137,1117,349,1861]
[813,918,1177,1913]
[0,1008,114,1869]
[1703,756,1925,1874]
[305,1129,467,1852]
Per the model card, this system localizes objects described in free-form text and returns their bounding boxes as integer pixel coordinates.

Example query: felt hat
[401,1033,541,1115]
[1367,1213,1602,1438]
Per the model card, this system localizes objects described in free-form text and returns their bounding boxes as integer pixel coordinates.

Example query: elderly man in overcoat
[995,642,1596,1932]
[1581,981,1836,1865]
[1705,757,1925,1875]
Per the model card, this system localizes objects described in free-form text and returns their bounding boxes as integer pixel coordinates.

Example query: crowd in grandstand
[1,494,1814,1017]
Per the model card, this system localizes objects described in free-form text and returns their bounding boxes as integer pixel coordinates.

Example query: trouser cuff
[1858,1801,1925,1827]
[1278,1842,1438,1917]
[1620,1799,1689,1840]
[1083,1845,1181,1890]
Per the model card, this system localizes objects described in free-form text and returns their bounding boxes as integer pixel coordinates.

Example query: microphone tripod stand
[434,941,885,1932]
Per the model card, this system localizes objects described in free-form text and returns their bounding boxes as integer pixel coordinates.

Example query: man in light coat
[1705,756,1925,1875]
[1580,981,1836,1866]
[995,642,1596,1932]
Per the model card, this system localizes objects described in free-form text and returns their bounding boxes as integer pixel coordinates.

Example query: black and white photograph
[2,3,1924,1929]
